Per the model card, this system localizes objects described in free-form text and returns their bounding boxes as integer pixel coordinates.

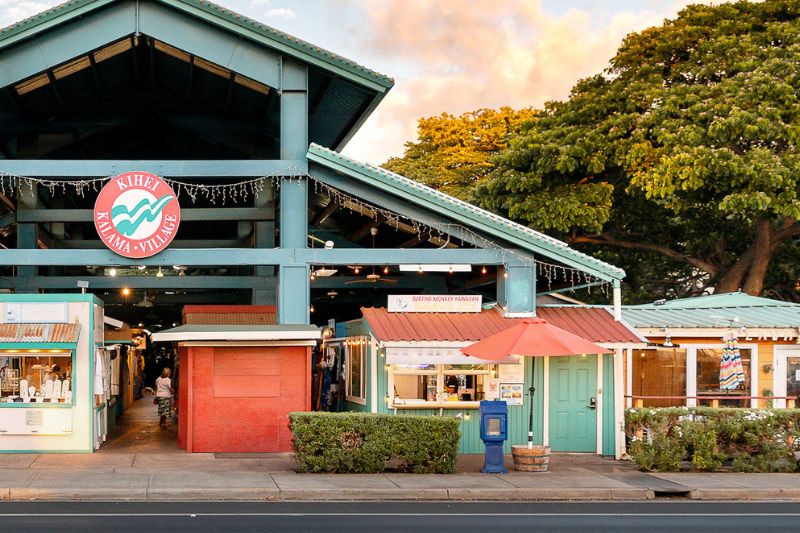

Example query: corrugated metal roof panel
[0,322,80,343]
[621,294,800,328]
[184,313,277,326]
[361,306,641,344]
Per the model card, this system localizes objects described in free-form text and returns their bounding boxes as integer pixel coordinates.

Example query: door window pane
[787,357,800,401]
[632,349,686,407]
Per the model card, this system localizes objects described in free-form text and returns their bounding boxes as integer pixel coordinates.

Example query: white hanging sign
[387,295,482,313]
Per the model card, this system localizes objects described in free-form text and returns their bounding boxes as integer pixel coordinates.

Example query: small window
[345,336,367,404]
[390,363,495,405]
[0,351,74,405]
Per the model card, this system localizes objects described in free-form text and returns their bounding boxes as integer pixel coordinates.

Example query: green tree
[480,0,800,296]
[384,107,534,199]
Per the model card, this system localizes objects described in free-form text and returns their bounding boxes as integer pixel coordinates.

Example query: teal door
[549,355,597,452]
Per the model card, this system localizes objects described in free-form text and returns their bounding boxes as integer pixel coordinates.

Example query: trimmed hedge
[289,412,460,474]
[626,407,800,473]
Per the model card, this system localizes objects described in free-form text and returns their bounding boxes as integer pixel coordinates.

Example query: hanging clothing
[94,348,106,395]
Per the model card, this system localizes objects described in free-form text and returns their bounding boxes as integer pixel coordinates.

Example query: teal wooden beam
[0,247,520,267]
[310,275,445,290]
[17,207,274,223]
[16,187,36,292]
[0,160,306,177]
[139,2,282,88]
[309,164,514,254]
[277,58,309,324]
[4,276,275,290]
[51,239,252,249]
[497,264,536,317]
[0,1,130,88]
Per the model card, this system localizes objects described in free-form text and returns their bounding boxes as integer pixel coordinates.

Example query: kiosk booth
[0,294,105,453]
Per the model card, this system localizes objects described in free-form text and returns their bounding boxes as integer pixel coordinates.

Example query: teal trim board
[602,353,615,457]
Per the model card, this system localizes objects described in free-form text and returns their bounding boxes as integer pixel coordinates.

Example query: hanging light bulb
[383,266,389,275]
[354,266,360,274]
[448,265,454,274]
[481,265,487,275]
[108,268,117,277]
[156,267,164,278]
[121,287,130,297]
[310,304,315,313]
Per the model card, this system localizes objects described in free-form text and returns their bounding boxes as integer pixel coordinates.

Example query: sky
[0,0,701,164]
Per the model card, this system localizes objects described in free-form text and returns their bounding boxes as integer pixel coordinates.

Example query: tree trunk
[742,218,775,295]
[714,247,753,293]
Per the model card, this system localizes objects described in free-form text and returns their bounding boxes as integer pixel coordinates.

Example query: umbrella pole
[528,357,536,450]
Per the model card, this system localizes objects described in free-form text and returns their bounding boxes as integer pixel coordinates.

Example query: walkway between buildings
[2,447,800,501]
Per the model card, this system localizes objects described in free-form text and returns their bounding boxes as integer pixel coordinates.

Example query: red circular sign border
[93,171,181,259]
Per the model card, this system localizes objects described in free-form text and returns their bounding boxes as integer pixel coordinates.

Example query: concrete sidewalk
[3,451,800,501]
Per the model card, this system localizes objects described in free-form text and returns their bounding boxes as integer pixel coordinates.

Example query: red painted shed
[152,306,320,453]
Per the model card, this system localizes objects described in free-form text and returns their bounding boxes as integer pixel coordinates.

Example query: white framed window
[345,336,367,404]
[389,363,496,408]
[0,350,74,406]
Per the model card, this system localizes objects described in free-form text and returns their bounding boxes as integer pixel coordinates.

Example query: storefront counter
[0,406,73,435]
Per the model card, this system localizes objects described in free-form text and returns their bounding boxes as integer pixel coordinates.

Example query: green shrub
[289,412,460,474]
[625,407,800,473]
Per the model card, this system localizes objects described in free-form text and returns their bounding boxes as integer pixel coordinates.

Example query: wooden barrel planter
[511,445,550,472]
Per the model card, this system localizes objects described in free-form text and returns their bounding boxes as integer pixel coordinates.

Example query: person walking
[155,367,174,429]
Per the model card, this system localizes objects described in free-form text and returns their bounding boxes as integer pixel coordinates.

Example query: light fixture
[156,267,164,278]
[464,412,471,421]
[354,266,360,274]
[310,304,315,313]
[448,265,454,274]
[137,265,146,271]
[108,268,117,277]
[503,271,508,278]
[310,269,317,281]
[121,287,130,297]
[383,266,389,275]
[663,335,674,348]
[138,322,144,327]
[481,265,487,275]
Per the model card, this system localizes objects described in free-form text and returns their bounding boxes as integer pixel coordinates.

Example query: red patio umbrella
[462,318,611,449]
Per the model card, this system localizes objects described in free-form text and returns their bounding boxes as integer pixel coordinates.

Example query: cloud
[342,0,698,164]
[0,1,51,27]
[265,7,296,19]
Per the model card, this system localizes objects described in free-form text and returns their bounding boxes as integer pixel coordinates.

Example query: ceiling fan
[345,227,398,285]
[346,273,397,285]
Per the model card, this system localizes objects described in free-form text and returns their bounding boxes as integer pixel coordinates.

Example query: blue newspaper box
[480,400,508,473]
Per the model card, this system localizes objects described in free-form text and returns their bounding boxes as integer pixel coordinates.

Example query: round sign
[94,171,180,258]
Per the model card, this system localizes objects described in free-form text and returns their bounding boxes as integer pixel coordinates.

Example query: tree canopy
[383,107,534,199]
[389,0,800,301]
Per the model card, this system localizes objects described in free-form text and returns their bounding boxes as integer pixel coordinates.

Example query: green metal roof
[307,143,625,281]
[622,293,800,329]
[0,0,393,91]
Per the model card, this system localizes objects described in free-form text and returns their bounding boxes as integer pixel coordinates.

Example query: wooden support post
[16,185,37,292]
[277,59,309,324]
[711,399,719,408]
[498,264,536,317]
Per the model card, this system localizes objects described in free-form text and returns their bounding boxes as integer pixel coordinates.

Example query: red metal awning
[361,306,640,344]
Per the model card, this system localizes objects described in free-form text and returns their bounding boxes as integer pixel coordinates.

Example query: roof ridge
[308,143,625,280]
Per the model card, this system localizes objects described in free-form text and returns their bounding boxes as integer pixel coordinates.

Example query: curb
[1,486,657,502]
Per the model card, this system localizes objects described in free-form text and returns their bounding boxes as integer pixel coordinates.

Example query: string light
[0,168,609,295]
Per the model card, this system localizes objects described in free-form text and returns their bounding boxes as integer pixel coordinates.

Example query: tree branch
[570,233,719,275]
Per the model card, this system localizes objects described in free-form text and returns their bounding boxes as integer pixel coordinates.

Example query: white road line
[1,513,800,518]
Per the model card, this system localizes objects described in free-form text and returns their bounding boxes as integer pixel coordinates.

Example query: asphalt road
[1,501,799,532]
